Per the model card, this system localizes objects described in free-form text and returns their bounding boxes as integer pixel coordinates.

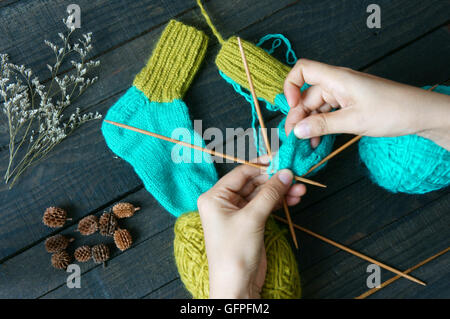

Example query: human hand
[197,163,306,298]
[283,59,450,149]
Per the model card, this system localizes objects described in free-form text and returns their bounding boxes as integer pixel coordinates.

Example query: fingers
[285,105,307,136]
[213,164,265,193]
[244,169,294,224]
[284,59,342,108]
[294,107,358,138]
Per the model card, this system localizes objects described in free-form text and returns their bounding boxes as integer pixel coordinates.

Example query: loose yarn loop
[174,212,302,299]
[217,35,311,157]
[359,85,450,194]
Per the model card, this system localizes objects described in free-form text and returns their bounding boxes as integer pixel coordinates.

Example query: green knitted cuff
[133,20,209,102]
[215,36,291,103]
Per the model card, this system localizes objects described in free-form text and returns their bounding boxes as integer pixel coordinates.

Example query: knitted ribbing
[216,36,291,103]
[174,212,301,299]
[133,20,208,102]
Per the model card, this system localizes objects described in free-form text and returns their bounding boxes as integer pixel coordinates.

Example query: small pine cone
[99,212,118,236]
[78,215,98,235]
[112,202,140,219]
[43,207,69,228]
[92,244,110,264]
[74,246,92,262]
[51,250,72,270]
[45,234,73,253]
[114,229,132,251]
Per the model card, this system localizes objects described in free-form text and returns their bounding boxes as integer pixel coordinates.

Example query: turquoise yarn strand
[218,34,311,156]
[256,34,298,65]
[359,85,450,194]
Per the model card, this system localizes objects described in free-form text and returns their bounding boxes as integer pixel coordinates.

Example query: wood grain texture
[0,188,174,298]
[0,0,449,299]
[143,279,191,299]
[300,194,450,298]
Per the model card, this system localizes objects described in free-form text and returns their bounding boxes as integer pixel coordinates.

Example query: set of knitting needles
[104,38,448,298]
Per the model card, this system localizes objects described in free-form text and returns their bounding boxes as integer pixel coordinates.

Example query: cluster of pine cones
[43,203,140,270]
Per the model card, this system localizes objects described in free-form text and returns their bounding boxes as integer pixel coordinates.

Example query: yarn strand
[197,0,225,44]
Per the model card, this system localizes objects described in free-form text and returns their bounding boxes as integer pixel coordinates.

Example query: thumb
[293,108,356,138]
[244,169,293,224]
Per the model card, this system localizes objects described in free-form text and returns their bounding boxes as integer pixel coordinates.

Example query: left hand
[197,161,306,298]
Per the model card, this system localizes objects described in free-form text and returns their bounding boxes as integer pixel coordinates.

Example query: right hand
[283,59,450,150]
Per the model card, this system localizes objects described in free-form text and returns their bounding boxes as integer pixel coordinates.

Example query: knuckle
[197,193,208,211]
[261,184,281,203]
[314,113,329,134]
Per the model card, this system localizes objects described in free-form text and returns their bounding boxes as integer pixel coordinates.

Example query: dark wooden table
[0,0,449,299]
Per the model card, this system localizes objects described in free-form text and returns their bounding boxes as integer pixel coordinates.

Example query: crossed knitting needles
[102,118,426,286]
[102,39,439,287]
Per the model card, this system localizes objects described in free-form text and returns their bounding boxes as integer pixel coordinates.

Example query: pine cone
[45,234,73,253]
[78,215,98,235]
[51,250,72,270]
[92,244,110,264]
[99,212,118,236]
[114,229,132,251]
[74,245,92,262]
[43,207,69,228]
[112,202,140,219]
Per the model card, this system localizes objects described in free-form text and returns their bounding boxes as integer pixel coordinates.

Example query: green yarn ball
[173,212,301,299]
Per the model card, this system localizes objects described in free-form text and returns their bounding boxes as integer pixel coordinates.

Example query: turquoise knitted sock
[102,20,218,217]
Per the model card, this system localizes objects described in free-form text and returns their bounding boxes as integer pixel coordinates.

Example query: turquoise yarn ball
[359,135,450,194]
[271,118,335,176]
[359,85,450,194]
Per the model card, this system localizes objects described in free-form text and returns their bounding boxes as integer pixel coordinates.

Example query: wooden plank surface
[0,0,449,298]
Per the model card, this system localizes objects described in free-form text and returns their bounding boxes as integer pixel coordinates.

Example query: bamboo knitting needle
[303,135,362,176]
[104,124,424,286]
[272,214,427,286]
[303,84,440,176]
[355,246,449,299]
[237,37,299,250]
[103,120,326,188]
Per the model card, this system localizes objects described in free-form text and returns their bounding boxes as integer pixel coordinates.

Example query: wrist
[209,266,260,299]
[415,89,450,149]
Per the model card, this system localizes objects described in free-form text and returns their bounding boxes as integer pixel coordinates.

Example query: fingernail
[294,123,310,138]
[278,169,293,185]
[311,137,319,149]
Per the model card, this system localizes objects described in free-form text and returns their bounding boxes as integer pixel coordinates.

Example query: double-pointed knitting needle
[272,214,427,286]
[237,37,299,249]
[103,120,326,188]
[103,122,424,286]
[303,84,440,176]
[355,246,449,298]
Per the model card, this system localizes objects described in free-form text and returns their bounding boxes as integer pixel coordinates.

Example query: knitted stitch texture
[272,118,336,177]
[174,212,301,299]
[359,85,450,194]
[216,36,291,104]
[102,20,218,217]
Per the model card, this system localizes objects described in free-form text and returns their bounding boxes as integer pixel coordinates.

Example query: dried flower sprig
[1,17,101,188]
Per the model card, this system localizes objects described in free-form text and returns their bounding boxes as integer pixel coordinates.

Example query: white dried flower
[0,21,101,188]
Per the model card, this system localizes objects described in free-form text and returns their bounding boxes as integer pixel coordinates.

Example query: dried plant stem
[1,20,101,188]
